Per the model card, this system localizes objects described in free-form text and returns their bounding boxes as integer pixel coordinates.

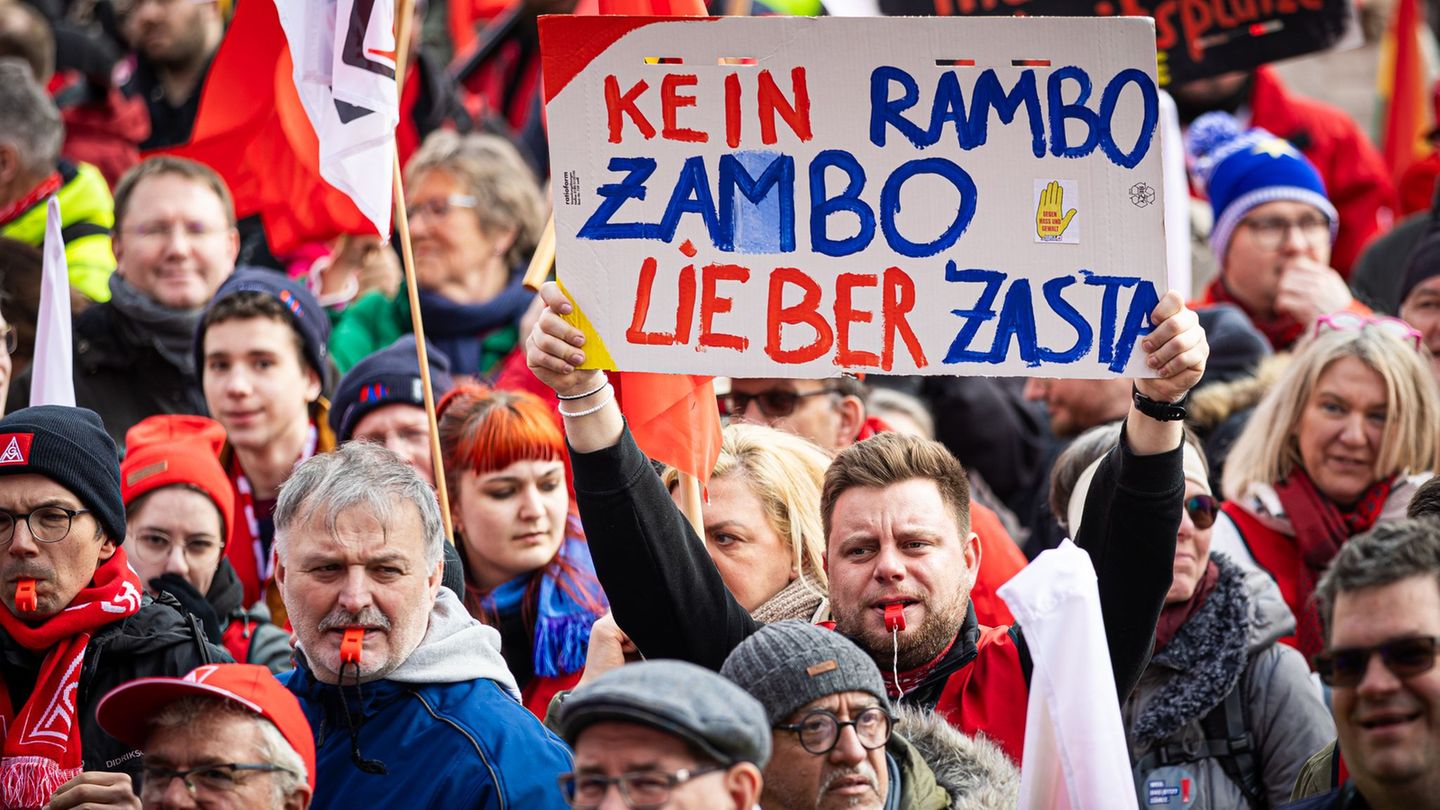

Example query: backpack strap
[1199,678,1268,808]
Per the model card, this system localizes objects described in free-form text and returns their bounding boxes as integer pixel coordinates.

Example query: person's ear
[427,553,444,599]
[97,531,117,562]
[283,783,313,810]
[724,762,764,809]
[303,364,322,403]
[834,395,865,448]
[964,531,981,577]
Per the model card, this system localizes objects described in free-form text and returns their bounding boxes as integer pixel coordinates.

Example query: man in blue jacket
[272,440,572,809]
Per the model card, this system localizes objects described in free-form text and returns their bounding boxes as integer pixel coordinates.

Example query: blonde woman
[1214,313,1440,658]
[663,422,831,623]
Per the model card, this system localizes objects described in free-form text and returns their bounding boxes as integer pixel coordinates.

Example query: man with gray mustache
[722,621,1018,809]
[272,441,573,809]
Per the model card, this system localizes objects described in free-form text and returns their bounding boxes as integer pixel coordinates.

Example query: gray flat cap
[559,660,772,766]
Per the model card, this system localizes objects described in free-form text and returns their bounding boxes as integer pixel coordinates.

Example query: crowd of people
[0,1,1438,809]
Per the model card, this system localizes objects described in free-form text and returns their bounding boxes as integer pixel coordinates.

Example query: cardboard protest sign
[540,16,1167,379]
[875,0,1352,87]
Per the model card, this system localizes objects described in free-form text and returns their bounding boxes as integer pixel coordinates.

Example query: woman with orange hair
[437,382,607,715]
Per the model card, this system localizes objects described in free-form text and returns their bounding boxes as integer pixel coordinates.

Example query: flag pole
[391,0,456,542]
[522,215,556,291]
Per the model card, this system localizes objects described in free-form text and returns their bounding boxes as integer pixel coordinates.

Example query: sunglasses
[1313,635,1440,688]
[1313,312,1424,351]
[1185,495,1219,529]
[718,387,838,419]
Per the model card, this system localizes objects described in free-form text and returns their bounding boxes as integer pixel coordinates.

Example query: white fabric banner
[998,539,1139,810]
[274,0,398,241]
[31,197,75,407]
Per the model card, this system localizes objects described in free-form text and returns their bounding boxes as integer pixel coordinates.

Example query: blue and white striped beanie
[1190,111,1338,261]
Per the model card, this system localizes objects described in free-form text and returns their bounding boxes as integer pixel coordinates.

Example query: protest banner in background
[540,16,1167,379]
[875,0,1353,87]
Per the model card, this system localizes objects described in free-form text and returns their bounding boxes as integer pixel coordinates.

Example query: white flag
[274,0,398,241]
[31,197,75,407]
[998,539,1139,810]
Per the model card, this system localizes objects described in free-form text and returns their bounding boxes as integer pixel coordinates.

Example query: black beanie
[329,336,455,442]
[0,406,126,542]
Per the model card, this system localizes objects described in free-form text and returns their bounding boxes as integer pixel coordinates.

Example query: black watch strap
[1132,384,1189,421]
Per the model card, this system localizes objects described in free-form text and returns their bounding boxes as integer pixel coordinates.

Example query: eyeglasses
[774,706,894,755]
[405,194,477,222]
[1313,311,1424,351]
[0,506,92,547]
[1185,495,1219,530]
[129,532,223,567]
[142,763,295,797]
[719,386,839,419]
[0,324,15,356]
[557,765,725,809]
[1238,214,1331,251]
[1312,635,1440,688]
[122,220,229,242]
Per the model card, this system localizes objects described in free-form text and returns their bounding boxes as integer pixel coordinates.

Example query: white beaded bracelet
[558,385,614,418]
[556,372,611,401]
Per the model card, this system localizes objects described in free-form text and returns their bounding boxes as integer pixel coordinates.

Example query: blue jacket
[282,590,573,809]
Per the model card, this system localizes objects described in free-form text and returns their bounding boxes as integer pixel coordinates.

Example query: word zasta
[627,259,1159,372]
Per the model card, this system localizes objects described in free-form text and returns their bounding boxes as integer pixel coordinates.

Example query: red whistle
[15,579,36,613]
[884,603,906,632]
[340,627,365,665]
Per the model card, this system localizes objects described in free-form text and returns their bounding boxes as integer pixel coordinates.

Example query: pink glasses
[1313,311,1423,351]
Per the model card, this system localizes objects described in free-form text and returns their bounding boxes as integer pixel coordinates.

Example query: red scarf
[0,550,142,809]
[1274,468,1392,659]
[0,173,61,228]
[1203,277,1305,350]
[1153,560,1220,654]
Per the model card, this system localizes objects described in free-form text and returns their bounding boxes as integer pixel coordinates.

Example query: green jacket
[328,280,519,375]
[1,162,115,302]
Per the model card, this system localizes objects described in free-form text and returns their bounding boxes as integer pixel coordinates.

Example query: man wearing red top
[527,282,1209,762]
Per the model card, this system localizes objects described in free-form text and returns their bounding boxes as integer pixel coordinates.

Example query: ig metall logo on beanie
[0,434,35,466]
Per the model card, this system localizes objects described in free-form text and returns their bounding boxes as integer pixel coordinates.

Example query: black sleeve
[1072,422,1183,699]
[569,426,760,671]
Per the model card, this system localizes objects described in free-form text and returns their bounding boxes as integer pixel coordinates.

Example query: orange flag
[156,0,373,255]
[1381,0,1432,181]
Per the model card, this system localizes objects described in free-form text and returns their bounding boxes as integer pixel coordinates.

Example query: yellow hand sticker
[1036,180,1077,242]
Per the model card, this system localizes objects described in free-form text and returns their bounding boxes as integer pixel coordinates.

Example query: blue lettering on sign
[869,65,1156,168]
[944,265,1155,371]
[721,151,795,254]
[578,157,660,240]
[810,149,875,257]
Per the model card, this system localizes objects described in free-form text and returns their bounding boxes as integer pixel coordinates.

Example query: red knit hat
[121,415,234,540]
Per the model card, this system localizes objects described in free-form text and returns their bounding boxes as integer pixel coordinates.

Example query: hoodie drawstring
[340,660,388,775]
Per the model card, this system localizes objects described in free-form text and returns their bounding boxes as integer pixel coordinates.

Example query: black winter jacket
[0,593,228,784]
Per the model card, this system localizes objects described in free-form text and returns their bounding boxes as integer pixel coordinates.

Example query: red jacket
[934,625,1030,763]
[1249,67,1396,277]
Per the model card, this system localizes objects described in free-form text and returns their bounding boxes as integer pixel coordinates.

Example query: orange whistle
[340,627,365,665]
[15,579,36,613]
[884,603,906,632]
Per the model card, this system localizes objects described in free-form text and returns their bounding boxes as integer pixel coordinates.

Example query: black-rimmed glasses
[0,507,91,547]
[774,706,894,755]
[558,765,725,809]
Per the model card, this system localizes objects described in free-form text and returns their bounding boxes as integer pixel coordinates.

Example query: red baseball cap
[96,663,316,791]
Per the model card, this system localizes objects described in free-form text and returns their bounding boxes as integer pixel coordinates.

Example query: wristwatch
[1131,384,1189,421]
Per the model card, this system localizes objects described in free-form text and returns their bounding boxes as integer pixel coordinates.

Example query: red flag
[1381,0,1431,181]
[155,0,372,255]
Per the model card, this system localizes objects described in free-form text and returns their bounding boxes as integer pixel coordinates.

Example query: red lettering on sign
[605,75,655,143]
[699,263,750,350]
[883,267,927,370]
[834,273,880,368]
[757,67,813,145]
[766,268,833,363]
[627,256,695,345]
[661,74,708,143]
